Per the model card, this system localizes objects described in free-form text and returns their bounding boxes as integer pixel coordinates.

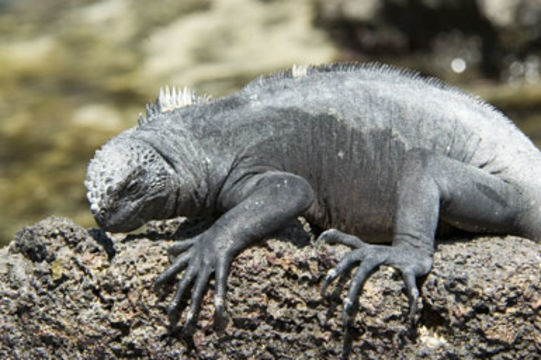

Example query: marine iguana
[85,63,541,337]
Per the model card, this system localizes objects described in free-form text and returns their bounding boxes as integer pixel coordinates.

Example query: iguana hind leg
[319,148,527,330]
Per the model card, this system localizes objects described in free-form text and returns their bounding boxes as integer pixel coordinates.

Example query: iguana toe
[317,229,364,248]
[154,252,191,290]
[167,238,196,257]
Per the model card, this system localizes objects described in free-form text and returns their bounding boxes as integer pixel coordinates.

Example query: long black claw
[342,297,356,329]
[342,257,382,328]
[183,268,212,334]
[154,252,191,289]
[342,328,354,360]
[168,311,181,332]
[317,229,365,249]
[213,301,227,330]
[321,268,339,298]
[321,249,366,297]
[213,259,231,330]
[402,271,419,326]
[167,266,197,326]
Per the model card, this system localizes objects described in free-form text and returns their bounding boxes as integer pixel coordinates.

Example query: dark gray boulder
[0,216,539,359]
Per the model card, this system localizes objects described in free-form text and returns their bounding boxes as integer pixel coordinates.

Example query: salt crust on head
[85,138,159,214]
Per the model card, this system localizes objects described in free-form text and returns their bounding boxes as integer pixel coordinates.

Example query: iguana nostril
[90,203,99,215]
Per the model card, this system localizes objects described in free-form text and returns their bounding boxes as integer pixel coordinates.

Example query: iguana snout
[85,136,178,232]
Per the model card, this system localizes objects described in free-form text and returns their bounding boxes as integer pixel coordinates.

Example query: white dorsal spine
[138,86,211,126]
[292,64,309,78]
[158,85,194,112]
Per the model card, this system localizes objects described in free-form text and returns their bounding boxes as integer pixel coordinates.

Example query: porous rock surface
[0,216,539,359]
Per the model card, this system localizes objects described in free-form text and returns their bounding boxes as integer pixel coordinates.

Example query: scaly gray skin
[85,63,541,342]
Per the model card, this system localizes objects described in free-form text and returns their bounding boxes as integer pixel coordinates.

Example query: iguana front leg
[154,171,314,333]
[320,149,525,330]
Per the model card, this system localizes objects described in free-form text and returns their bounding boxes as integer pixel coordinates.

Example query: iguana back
[134,64,541,237]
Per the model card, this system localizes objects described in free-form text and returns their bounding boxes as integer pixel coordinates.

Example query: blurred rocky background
[1,0,541,244]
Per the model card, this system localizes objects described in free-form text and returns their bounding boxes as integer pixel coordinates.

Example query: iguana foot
[318,229,433,328]
[154,232,232,334]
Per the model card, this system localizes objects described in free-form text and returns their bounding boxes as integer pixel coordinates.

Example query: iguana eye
[125,181,139,195]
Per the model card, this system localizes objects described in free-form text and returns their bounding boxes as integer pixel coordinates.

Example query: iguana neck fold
[133,126,211,217]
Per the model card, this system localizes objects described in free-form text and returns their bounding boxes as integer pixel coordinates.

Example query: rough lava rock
[0,216,539,359]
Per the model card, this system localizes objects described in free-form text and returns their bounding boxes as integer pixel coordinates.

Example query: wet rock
[1,216,539,359]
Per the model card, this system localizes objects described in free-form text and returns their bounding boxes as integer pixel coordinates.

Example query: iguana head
[85,86,211,232]
[84,136,178,232]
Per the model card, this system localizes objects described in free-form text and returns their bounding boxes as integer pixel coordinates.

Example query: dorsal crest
[291,64,309,78]
[138,86,211,126]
